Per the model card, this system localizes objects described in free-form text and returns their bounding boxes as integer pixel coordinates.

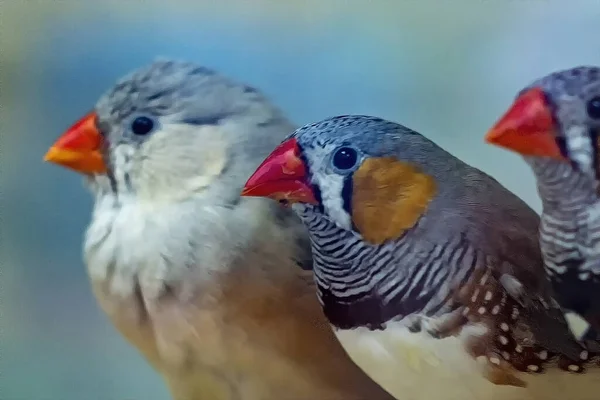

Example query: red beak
[241,138,318,205]
[44,111,108,174]
[485,87,567,161]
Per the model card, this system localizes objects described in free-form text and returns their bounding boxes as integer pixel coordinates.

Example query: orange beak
[485,87,567,161]
[44,111,107,174]
[241,138,318,205]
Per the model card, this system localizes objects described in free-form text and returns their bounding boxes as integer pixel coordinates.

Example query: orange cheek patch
[351,157,437,245]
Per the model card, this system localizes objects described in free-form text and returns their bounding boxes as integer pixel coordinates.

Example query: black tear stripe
[591,127,600,181]
[541,91,570,160]
[95,121,118,194]
[341,176,353,215]
[342,175,361,233]
[555,136,570,160]
[296,146,325,213]
[99,144,118,194]
[312,183,324,213]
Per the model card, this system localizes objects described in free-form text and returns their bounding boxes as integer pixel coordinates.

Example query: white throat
[83,189,212,300]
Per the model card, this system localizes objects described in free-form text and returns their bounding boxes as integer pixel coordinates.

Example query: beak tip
[43,147,58,163]
[483,128,504,146]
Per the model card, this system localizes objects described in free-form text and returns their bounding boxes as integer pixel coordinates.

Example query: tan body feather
[335,323,600,400]
[86,196,393,400]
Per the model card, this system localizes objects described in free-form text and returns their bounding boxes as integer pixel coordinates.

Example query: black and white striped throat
[295,207,476,330]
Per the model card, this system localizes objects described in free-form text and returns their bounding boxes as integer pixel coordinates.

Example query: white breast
[83,195,210,301]
[334,322,600,400]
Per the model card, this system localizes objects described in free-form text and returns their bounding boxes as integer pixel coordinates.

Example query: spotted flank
[456,267,600,375]
[334,322,600,400]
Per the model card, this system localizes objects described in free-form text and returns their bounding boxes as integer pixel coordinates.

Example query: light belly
[334,324,600,400]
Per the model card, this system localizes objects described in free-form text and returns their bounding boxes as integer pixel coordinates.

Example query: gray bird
[43,61,394,400]
[242,115,600,400]
[485,66,600,342]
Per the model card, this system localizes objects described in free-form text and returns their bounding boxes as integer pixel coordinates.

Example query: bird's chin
[293,203,331,225]
[83,174,115,196]
[524,155,564,172]
[291,202,319,215]
[290,202,307,212]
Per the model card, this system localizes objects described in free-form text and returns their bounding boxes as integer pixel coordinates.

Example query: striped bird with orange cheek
[486,66,600,343]
[243,115,600,400]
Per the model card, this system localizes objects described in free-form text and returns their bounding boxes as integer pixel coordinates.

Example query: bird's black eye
[332,146,359,171]
[131,116,154,135]
[586,97,600,120]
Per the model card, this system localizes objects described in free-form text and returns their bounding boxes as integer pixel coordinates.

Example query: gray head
[487,66,600,180]
[46,59,295,205]
[527,66,600,173]
[286,116,460,230]
[46,59,315,279]
[486,66,600,206]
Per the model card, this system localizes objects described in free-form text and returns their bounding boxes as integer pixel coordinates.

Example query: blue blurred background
[2,1,600,399]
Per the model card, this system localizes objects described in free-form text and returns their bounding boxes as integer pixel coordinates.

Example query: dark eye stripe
[182,113,231,126]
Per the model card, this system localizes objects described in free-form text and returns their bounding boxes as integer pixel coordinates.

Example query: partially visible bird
[485,66,600,342]
[242,115,600,400]
[43,61,395,400]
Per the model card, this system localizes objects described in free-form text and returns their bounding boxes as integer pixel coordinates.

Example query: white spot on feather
[565,312,591,340]
[516,345,523,353]
[565,125,593,170]
[579,272,591,281]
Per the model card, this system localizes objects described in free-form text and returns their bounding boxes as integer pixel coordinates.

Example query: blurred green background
[2,1,600,399]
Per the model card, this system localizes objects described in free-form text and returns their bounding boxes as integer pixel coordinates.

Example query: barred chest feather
[533,160,600,302]
[539,202,600,277]
[539,201,600,336]
[300,207,600,400]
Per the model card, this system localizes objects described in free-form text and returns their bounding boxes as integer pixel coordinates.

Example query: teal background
[2,1,600,399]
